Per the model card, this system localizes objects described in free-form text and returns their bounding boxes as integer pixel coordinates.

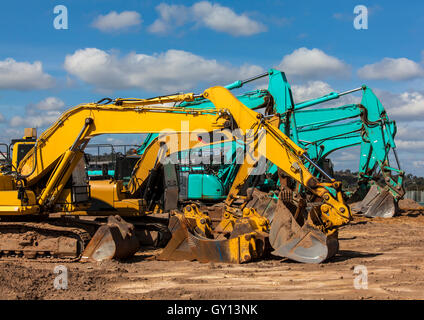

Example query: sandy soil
[0,209,423,300]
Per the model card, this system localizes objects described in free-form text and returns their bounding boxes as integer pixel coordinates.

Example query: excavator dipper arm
[204,87,351,227]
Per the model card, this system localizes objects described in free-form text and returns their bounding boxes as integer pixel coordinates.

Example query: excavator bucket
[245,188,278,222]
[81,216,140,262]
[247,189,338,263]
[269,200,339,263]
[158,214,265,263]
[350,184,396,218]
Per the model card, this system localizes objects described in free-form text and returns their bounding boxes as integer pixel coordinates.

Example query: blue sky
[0,0,423,175]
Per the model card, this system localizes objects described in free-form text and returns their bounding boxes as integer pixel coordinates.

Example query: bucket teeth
[351,185,396,218]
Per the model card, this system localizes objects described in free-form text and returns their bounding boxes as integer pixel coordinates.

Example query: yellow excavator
[0,86,351,263]
[86,87,352,263]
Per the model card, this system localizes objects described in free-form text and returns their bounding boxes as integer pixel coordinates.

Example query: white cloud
[148,1,266,36]
[0,128,24,144]
[64,48,263,92]
[396,121,424,141]
[336,151,358,162]
[391,92,424,117]
[396,140,424,151]
[376,89,424,120]
[106,137,126,145]
[0,58,55,90]
[192,1,266,36]
[92,11,142,32]
[330,147,360,170]
[34,97,65,111]
[148,4,190,34]
[358,57,424,81]
[278,48,350,79]
[291,81,334,102]
[9,97,65,128]
[10,110,61,128]
[413,160,424,168]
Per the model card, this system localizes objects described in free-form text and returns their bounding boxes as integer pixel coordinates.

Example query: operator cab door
[10,141,36,170]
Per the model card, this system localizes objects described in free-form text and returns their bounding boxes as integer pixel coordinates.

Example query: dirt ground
[0,207,423,300]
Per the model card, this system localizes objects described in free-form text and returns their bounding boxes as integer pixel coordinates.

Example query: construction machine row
[0,69,404,265]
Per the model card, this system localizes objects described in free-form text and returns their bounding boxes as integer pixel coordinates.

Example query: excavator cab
[0,128,37,173]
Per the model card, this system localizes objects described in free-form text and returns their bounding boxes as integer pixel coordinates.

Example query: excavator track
[0,221,92,262]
